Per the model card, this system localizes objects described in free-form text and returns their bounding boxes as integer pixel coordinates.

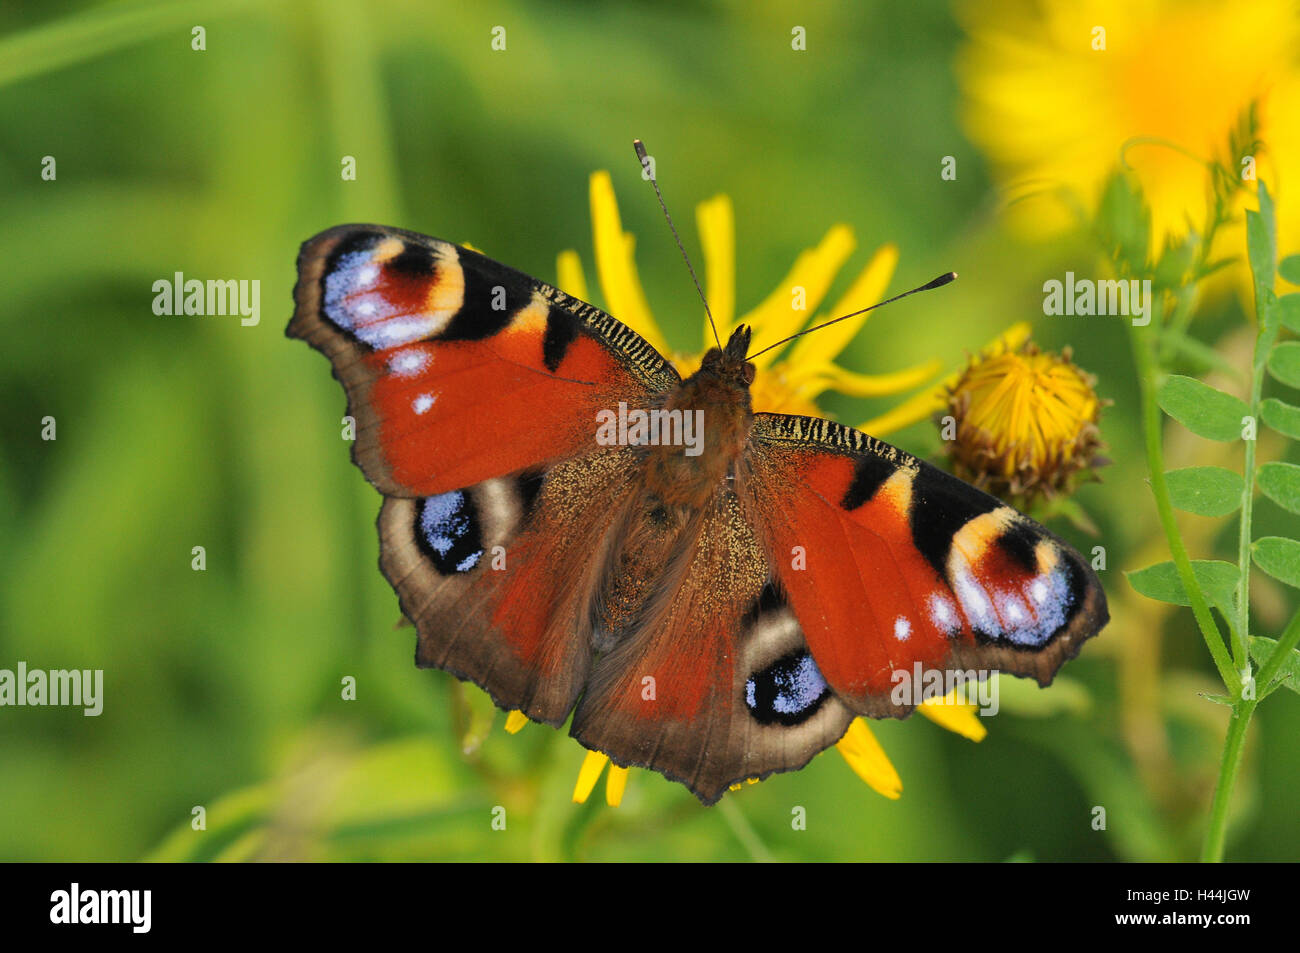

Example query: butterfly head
[696,324,756,389]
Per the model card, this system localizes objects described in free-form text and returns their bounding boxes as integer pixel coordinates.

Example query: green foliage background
[1,0,1297,861]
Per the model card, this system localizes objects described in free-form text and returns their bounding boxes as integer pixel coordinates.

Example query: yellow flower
[494,171,1025,806]
[956,0,1300,285]
[943,340,1104,505]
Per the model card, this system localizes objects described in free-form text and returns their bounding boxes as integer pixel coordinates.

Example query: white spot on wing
[999,593,1029,624]
[371,316,440,349]
[953,566,999,635]
[928,593,961,635]
[413,393,435,415]
[893,616,911,641]
[389,348,431,377]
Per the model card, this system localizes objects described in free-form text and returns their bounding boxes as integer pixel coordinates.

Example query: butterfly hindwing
[289,224,679,497]
[743,413,1108,716]
[380,448,645,724]
[569,484,854,804]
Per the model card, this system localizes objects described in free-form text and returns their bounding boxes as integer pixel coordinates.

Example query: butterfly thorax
[643,326,755,508]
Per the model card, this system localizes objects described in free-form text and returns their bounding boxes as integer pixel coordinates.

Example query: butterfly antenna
[745,271,957,361]
[633,139,721,348]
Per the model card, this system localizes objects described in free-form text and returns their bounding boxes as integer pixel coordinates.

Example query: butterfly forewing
[288,224,678,497]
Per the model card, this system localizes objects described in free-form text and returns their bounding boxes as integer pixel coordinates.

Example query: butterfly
[288,221,1109,805]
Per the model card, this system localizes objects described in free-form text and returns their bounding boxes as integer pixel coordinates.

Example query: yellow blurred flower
[956,0,1300,280]
[497,171,1025,806]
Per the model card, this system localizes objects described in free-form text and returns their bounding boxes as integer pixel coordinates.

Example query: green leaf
[1156,375,1250,441]
[1258,286,1280,342]
[1261,398,1300,439]
[1164,466,1243,517]
[1247,635,1300,696]
[1257,462,1300,514]
[1198,692,1235,707]
[1097,171,1150,271]
[1252,536,1300,588]
[1259,180,1277,255]
[1277,293,1300,333]
[1126,559,1239,611]
[1247,182,1276,297]
[1267,342,1300,388]
[1280,254,1300,285]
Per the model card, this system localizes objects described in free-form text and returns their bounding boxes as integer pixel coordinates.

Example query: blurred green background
[1,0,1297,862]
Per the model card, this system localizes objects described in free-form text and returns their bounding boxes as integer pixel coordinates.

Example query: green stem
[1130,326,1238,687]
[1234,333,1269,672]
[1199,196,1278,861]
[718,796,775,863]
[1199,697,1256,862]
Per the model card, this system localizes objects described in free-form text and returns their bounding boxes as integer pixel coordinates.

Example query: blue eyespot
[417,490,483,574]
[744,651,829,726]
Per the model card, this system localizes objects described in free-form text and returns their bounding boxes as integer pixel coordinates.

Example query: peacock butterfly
[287,173,1108,804]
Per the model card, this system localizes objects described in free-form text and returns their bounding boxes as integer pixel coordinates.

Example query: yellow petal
[857,321,1033,436]
[740,225,856,368]
[589,171,671,355]
[835,719,902,799]
[555,249,589,301]
[788,243,899,367]
[572,750,609,804]
[786,357,943,402]
[856,387,949,439]
[696,193,735,346]
[503,710,528,735]
[918,697,988,742]
[605,765,630,806]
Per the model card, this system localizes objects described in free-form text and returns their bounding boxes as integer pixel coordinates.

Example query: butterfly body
[290,223,1108,804]
[644,326,754,506]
